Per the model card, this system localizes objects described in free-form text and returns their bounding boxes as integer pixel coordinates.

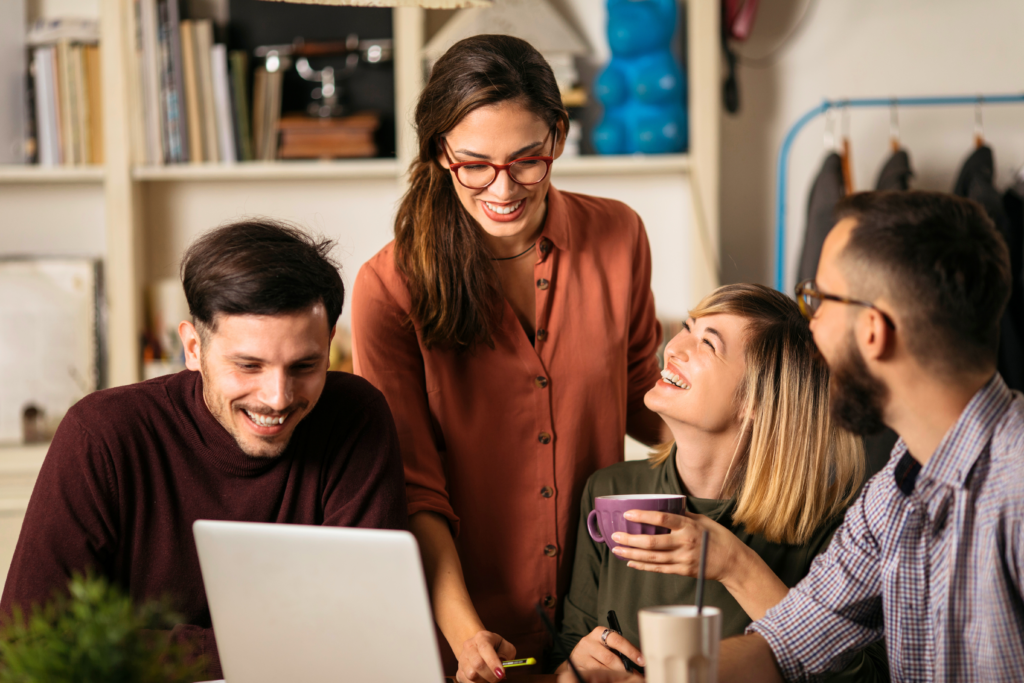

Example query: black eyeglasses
[795,279,896,330]
[440,133,555,190]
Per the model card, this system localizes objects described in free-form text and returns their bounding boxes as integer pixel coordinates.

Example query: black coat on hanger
[798,152,846,285]
[952,145,1024,392]
[875,149,913,191]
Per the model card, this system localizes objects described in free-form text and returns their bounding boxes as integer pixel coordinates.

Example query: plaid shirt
[749,374,1024,682]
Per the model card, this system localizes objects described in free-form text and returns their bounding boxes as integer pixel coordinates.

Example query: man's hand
[455,630,516,683]
[565,626,644,672]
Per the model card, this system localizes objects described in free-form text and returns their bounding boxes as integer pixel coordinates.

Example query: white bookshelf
[2,0,721,387]
[132,158,403,181]
[0,165,105,183]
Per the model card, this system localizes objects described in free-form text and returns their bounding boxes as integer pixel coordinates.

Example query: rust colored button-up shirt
[352,187,662,666]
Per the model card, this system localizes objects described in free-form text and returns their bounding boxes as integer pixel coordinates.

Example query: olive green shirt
[559,454,889,681]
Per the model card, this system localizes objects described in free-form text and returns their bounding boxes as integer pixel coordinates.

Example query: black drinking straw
[695,529,709,615]
[536,602,585,683]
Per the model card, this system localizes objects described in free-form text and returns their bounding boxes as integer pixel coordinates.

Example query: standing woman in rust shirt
[352,35,664,682]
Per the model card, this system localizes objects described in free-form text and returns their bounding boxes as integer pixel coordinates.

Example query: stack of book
[277,113,379,159]
[27,19,103,167]
[128,0,253,165]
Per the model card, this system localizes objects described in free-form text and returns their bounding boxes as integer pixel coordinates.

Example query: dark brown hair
[836,191,1011,374]
[394,35,570,351]
[180,218,344,335]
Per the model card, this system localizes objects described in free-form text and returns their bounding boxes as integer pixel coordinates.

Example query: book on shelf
[179,20,204,162]
[229,50,254,162]
[210,44,236,164]
[84,45,103,165]
[2,0,27,164]
[165,0,190,162]
[139,0,165,165]
[32,47,60,166]
[26,18,102,169]
[193,20,220,163]
[252,64,283,161]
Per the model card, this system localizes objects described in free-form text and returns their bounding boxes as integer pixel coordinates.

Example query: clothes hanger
[889,98,901,153]
[974,96,985,149]
[823,106,837,153]
[840,101,854,193]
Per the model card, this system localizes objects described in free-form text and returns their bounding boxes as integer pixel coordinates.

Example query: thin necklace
[491,243,535,262]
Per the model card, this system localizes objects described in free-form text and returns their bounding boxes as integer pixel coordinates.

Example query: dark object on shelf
[255,36,392,118]
[229,0,395,156]
[277,112,379,159]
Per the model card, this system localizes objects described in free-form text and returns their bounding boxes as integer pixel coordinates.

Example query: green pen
[501,658,537,668]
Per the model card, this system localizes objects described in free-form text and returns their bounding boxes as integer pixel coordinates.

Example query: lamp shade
[260,0,492,7]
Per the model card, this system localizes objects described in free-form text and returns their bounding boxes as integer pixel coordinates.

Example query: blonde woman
[558,284,888,680]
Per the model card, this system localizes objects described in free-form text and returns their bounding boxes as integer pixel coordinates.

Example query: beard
[828,332,889,436]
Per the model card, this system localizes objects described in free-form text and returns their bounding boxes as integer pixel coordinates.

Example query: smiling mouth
[660,369,690,390]
[484,199,523,215]
[242,409,288,428]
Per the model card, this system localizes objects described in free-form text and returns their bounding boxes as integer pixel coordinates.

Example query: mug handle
[587,510,604,544]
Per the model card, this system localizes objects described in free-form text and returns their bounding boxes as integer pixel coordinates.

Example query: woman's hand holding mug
[609,510,743,584]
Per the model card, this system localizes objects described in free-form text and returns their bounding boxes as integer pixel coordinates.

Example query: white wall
[720,0,1024,289]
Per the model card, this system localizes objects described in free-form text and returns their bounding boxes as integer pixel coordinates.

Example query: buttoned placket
[517,235,560,613]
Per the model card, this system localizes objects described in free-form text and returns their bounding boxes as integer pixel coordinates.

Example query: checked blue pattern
[749,374,1024,682]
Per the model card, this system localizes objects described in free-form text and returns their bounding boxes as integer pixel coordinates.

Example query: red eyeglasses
[440,134,555,190]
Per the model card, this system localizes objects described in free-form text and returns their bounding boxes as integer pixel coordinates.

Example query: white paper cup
[638,605,721,683]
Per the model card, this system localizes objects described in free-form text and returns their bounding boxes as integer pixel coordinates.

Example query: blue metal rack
[774,93,1024,292]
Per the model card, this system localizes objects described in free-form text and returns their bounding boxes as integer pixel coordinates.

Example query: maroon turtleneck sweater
[1,370,407,679]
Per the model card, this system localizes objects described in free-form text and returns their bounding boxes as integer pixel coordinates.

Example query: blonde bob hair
[651,283,864,545]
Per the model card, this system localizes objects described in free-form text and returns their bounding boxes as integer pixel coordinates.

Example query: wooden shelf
[0,166,105,184]
[132,159,402,181]
[554,153,690,176]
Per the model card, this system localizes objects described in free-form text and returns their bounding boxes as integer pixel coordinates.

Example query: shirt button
[536,278,550,290]
[536,328,548,342]
[534,376,549,389]
[539,238,552,255]
[544,544,558,557]
[540,486,554,498]
[538,431,552,445]
[542,594,556,609]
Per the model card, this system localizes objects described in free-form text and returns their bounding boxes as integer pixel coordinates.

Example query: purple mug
[587,494,685,556]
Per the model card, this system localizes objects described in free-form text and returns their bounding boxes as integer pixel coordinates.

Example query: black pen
[607,610,643,674]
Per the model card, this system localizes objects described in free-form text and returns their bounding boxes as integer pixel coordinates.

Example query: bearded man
[1,220,407,680]
[723,191,1024,682]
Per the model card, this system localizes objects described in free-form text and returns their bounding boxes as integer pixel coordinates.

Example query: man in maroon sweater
[1,219,407,679]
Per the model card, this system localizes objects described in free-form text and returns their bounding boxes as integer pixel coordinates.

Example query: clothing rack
[774,93,1024,291]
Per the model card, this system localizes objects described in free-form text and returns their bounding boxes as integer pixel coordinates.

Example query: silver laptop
[193,520,445,683]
